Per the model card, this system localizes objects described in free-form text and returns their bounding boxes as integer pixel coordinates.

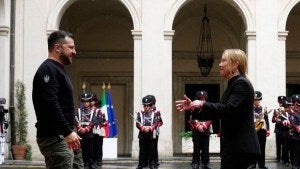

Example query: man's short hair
[48,30,74,52]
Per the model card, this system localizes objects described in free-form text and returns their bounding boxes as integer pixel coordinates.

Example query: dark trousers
[192,134,210,165]
[37,136,84,169]
[93,134,103,164]
[290,138,295,165]
[275,133,282,161]
[81,137,94,166]
[282,135,291,163]
[255,134,266,167]
[293,139,300,168]
[73,149,84,169]
[153,136,159,164]
[138,139,155,167]
[221,154,255,169]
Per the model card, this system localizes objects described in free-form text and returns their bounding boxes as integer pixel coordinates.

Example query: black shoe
[96,161,102,166]
[248,164,256,169]
[89,164,97,169]
[150,165,158,169]
[192,163,199,169]
[136,165,143,169]
[258,167,268,169]
[203,163,212,169]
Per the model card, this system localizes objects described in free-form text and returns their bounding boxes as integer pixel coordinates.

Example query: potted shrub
[11,81,29,160]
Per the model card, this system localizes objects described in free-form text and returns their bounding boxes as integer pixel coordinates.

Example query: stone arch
[165,0,254,31]
[278,0,300,31]
[46,0,141,33]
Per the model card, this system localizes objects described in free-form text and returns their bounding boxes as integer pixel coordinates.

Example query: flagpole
[101,82,109,137]
[108,82,111,90]
[82,82,86,93]
[102,82,105,90]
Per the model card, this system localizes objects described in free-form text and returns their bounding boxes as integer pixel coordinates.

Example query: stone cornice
[164,30,175,40]
[278,31,289,41]
[131,30,142,40]
[0,26,10,36]
[244,31,256,40]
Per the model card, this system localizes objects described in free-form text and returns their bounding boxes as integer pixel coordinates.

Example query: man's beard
[60,50,72,65]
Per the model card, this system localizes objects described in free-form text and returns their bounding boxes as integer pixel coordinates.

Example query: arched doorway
[171,0,247,154]
[59,0,134,156]
[286,2,300,96]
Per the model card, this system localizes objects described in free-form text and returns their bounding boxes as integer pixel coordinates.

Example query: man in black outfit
[32,30,83,169]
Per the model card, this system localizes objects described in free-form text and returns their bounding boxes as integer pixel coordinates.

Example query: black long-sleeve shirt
[32,59,75,138]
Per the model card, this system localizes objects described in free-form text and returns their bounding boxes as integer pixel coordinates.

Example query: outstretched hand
[175,95,192,111]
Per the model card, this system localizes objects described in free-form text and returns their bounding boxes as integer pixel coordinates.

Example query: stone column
[245,31,257,86]
[277,31,288,95]
[0,26,10,102]
[131,30,142,158]
[159,30,175,157]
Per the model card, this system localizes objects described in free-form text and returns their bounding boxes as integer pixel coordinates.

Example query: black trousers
[221,154,256,169]
[192,134,210,165]
[282,136,291,163]
[138,139,155,167]
[293,139,300,168]
[255,133,266,167]
[93,134,103,163]
[275,133,282,161]
[153,136,159,164]
[81,137,94,166]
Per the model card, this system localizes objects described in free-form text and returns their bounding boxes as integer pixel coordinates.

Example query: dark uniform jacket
[189,110,211,136]
[289,112,300,140]
[136,111,159,139]
[278,111,291,137]
[201,74,260,156]
[75,107,102,138]
[272,109,284,135]
[32,59,75,138]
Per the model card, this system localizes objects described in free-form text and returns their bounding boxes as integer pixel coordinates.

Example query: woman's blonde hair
[222,49,247,74]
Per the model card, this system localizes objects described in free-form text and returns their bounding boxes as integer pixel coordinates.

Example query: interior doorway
[184,84,220,133]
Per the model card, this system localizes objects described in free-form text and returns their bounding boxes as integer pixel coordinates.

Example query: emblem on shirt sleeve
[43,75,50,83]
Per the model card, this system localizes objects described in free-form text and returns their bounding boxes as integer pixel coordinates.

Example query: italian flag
[101,87,109,137]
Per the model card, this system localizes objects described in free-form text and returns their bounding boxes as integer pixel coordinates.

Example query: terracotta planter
[12,145,27,160]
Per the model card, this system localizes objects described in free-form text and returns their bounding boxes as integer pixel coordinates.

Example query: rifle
[129,112,142,125]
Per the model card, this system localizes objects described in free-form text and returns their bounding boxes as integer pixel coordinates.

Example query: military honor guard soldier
[189,91,212,169]
[136,95,160,169]
[289,94,300,169]
[90,93,107,167]
[250,91,270,169]
[272,96,286,163]
[76,93,103,169]
[280,97,295,167]
[147,95,163,168]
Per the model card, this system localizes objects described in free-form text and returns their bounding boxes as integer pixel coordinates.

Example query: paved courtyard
[0,157,294,169]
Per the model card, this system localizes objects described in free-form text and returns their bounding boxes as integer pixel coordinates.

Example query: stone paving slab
[0,157,292,169]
